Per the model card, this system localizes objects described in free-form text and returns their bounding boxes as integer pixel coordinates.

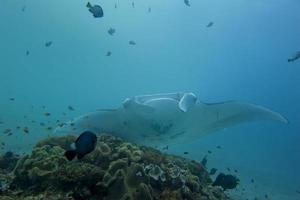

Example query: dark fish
[87,2,104,18]
[1,142,5,146]
[226,167,231,172]
[106,51,112,56]
[31,120,36,123]
[206,22,214,28]
[68,106,74,111]
[0,121,3,124]
[208,150,212,154]
[132,2,135,8]
[62,112,66,116]
[148,7,151,13]
[46,127,52,131]
[40,122,45,126]
[3,129,11,134]
[265,194,269,199]
[212,173,239,190]
[251,178,255,183]
[184,0,190,6]
[209,168,217,175]
[42,105,46,109]
[22,5,26,12]
[183,151,189,154]
[64,131,97,161]
[16,126,21,130]
[201,156,208,167]
[115,3,117,9]
[7,132,13,136]
[56,120,60,123]
[296,190,300,194]
[44,112,51,116]
[234,169,238,173]
[288,51,300,62]
[216,145,221,149]
[45,41,52,47]
[23,127,29,133]
[129,40,136,45]
[108,28,116,36]
[9,98,15,101]
[162,145,168,150]
[26,50,30,56]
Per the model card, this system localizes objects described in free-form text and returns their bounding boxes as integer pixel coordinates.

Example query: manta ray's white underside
[54,92,287,145]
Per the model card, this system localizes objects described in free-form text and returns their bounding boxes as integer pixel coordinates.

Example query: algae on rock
[0,134,231,200]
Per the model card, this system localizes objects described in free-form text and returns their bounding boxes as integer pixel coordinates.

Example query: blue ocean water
[0,0,299,199]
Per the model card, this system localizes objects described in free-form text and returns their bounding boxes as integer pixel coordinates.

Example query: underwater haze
[0,0,300,199]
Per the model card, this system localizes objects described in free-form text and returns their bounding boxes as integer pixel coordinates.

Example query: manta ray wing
[179,101,288,139]
[54,110,123,136]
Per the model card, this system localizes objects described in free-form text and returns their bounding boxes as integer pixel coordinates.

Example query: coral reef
[0,134,232,200]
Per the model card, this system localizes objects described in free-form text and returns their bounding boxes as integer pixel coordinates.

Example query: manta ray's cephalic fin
[178,93,197,112]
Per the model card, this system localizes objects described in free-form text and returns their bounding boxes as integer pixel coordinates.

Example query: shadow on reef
[0,134,233,200]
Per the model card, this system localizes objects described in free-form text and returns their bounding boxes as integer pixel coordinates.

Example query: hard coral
[1,134,231,200]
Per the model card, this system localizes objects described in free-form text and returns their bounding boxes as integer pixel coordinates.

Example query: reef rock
[0,134,231,200]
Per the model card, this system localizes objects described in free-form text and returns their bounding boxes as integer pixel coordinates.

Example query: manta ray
[54,92,287,145]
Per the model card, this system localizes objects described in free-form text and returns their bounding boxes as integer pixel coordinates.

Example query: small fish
[296,190,300,194]
[22,5,26,12]
[3,129,11,134]
[87,2,104,18]
[209,168,217,175]
[132,2,135,8]
[265,194,269,199]
[129,40,136,45]
[106,51,112,56]
[46,127,52,131]
[1,142,5,146]
[16,126,21,130]
[148,7,151,13]
[62,112,66,116]
[42,105,46,109]
[68,106,75,111]
[44,112,51,116]
[216,145,221,149]
[184,0,190,6]
[227,167,231,172]
[9,98,15,101]
[56,120,60,123]
[201,156,208,167]
[115,3,117,9]
[162,145,168,150]
[40,122,45,126]
[288,51,300,62]
[23,127,29,133]
[0,121,3,124]
[206,22,214,28]
[45,41,52,47]
[183,151,189,154]
[234,169,238,173]
[251,178,255,183]
[64,131,97,161]
[26,50,30,56]
[7,132,13,136]
[108,28,116,36]
[208,150,212,154]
